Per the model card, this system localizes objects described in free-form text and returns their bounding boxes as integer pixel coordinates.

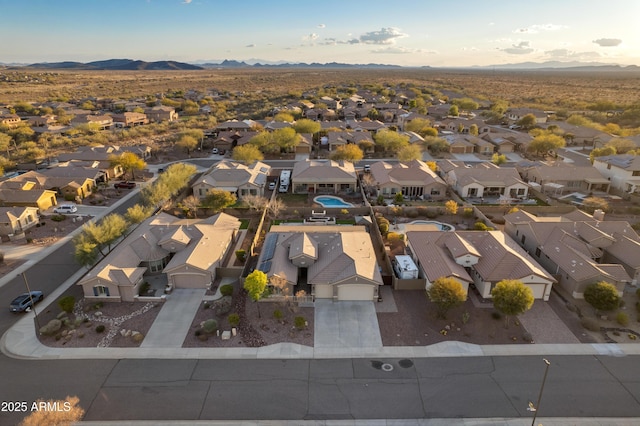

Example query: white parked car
[53,204,78,214]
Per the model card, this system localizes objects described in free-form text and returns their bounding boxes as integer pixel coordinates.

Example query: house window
[535,247,541,257]
[148,258,166,273]
[430,189,440,196]
[93,285,110,297]
[633,171,640,177]
[521,235,526,244]
[517,188,525,196]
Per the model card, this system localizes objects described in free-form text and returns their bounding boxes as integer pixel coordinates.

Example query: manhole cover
[381,363,394,372]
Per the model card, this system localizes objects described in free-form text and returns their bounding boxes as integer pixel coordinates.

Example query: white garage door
[337,284,375,301]
[172,273,209,289]
[314,284,334,299]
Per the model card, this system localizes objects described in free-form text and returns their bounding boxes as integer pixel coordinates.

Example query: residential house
[592,154,640,194]
[442,134,475,154]
[193,160,271,199]
[442,161,529,199]
[507,108,548,124]
[70,114,113,130]
[292,160,357,194]
[28,115,56,127]
[369,160,447,200]
[144,106,178,122]
[540,121,613,147]
[212,131,259,151]
[56,145,128,179]
[517,162,610,195]
[326,131,374,152]
[256,225,382,301]
[1,169,96,201]
[347,119,387,133]
[504,209,639,297]
[215,119,254,132]
[77,212,241,301]
[481,132,519,153]
[0,206,39,238]
[427,104,454,120]
[111,112,149,127]
[0,188,57,212]
[397,112,430,131]
[0,113,21,128]
[406,230,556,300]
[295,133,313,154]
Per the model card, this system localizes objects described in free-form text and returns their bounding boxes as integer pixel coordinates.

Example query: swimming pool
[559,192,586,205]
[314,196,354,208]
[408,220,455,231]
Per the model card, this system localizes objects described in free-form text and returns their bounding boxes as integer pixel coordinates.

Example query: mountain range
[2,58,637,71]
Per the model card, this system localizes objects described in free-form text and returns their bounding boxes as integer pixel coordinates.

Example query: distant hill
[198,60,403,69]
[477,61,639,71]
[26,59,203,70]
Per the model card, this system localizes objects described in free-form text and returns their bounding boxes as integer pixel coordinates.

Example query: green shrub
[220,284,233,297]
[581,318,600,332]
[491,311,502,320]
[139,282,150,295]
[228,313,240,326]
[294,316,306,330]
[51,214,66,222]
[58,296,75,314]
[64,193,76,201]
[462,207,474,218]
[405,208,419,218]
[474,221,490,231]
[203,319,218,334]
[235,249,246,263]
[617,312,630,326]
[273,309,283,320]
[95,324,106,333]
[340,209,349,215]
[194,329,202,337]
[425,208,439,219]
[132,333,144,343]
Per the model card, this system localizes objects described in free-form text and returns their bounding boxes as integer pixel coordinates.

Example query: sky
[1,0,639,67]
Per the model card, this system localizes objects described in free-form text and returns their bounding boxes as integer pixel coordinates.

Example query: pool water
[314,196,354,208]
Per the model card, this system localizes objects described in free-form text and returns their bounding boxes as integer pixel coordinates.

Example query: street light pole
[21,272,42,333]
[531,358,551,426]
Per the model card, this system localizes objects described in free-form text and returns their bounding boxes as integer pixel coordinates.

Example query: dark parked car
[10,291,44,312]
[114,181,136,189]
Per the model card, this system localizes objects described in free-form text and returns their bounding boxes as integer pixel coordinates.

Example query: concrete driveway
[141,288,206,348]
[314,300,382,348]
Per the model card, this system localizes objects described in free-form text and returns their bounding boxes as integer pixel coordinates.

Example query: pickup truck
[114,181,136,189]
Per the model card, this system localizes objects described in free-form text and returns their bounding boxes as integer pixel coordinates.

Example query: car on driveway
[53,204,78,214]
[114,181,136,189]
[268,181,276,191]
[10,291,44,312]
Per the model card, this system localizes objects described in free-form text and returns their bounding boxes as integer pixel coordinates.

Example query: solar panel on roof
[261,233,277,261]
[258,261,272,272]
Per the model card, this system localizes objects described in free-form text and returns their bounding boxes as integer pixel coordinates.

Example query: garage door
[314,284,334,299]
[337,284,375,301]
[172,273,209,289]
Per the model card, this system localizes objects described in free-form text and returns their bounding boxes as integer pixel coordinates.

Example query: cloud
[359,27,407,45]
[514,23,566,34]
[317,24,326,28]
[545,48,600,60]
[182,0,192,3]
[245,44,255,48]
[501,41,534,55]
[303,33,319,41]
[593,38,622,47]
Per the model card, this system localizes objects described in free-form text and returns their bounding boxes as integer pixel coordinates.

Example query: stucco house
[506,108,548,124]
[77,212,241,302]
[517,162,611,195]
[292,160,357,194]
[406,230,556,300]
[193,160,271,199]
[442,161,528,200]
[504,209,638,297]
[70,114,113,130]
[256,225,382,301]
[111,112,149,127]
[0,206,39,238]
[0,188,57,212]
[326,131,374,152]
[145,106,178,122]
[369,160,447,200]
[592,154,640,194]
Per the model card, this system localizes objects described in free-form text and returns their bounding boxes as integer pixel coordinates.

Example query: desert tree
[527,132,565,157]
[517,113,537,129]
[232,144,264,164]
[125,203,151,224]
[292,118,321,135]
[397,144,422,161]
[330,144,364,162]
[181,194,201,218]
[427,277,467,319]
[202,189,236,213]
[444,200,458,215]
[491,153,507,165]
[584,281,620,313]
[266,198,286,218]
[242,194,268,212]
[491,279,534,327]
[109,152,146,180]
[374,129,410,154]
[244,270,268,318]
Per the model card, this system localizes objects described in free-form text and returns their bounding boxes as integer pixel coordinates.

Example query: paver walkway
[141,288,206,348]
[518,300,580,344]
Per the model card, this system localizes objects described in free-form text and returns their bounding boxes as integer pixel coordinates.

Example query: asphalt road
[2,355,640,424]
